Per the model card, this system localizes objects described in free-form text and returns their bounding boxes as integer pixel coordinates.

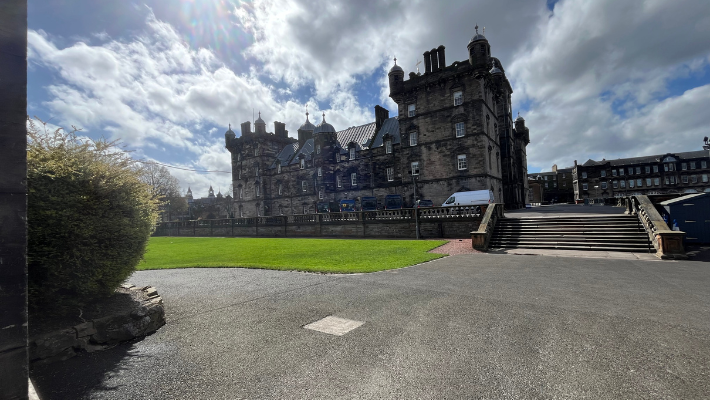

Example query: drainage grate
[304,316,364,336]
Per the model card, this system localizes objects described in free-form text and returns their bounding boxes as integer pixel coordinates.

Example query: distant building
[225,29,530,217]
[186,186,233,219]
[528,164,575,203]
[572,142,710,201]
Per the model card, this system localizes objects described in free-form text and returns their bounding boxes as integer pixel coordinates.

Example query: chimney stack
[240,121,251,136]
[374,105,390,133]
[437,45,446,69]
[423,50,431,74]
[430,48,439,71]
[274,121,287,138]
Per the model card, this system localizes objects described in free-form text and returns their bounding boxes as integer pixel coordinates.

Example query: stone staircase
[490,215,653,252]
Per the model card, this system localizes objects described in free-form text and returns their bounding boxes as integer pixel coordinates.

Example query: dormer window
[454,91,463,106]
[408,104,416,117]
[385,140,392,154]
[349,147,356,160]
[300,159,305,169]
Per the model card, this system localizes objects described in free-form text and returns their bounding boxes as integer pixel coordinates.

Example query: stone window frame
[619,168,625,176]
[318,190,324,200]
[613,180,619,189]
[582,183,588,190]
[612,169,617,176]
[455,122,465,138]
[351,172,357,186]
[409,131,418,146]
[629,180,635,188]
[386,167,394,182]
[336,174,342,188]
[690,161,696,169]
[581,172,587,179]
[645,165,651,174]
[654,177,660,186]
[636,179,643,187]
[681,162,688,170]
[349,147,356,160]
[254,145,259,157]
[601,182,607,189]
[653,165,659,173]
[300,158,305,169]
[702,161,708,169]
[411,161,420,176]
[317,167,322,177]
[620,180,626,188]
[385,139,393,154]
[316,144,321,154]
[601,170,606,177]
[457,154,467,170]
[277,162,281,174]
[302,181,307,192]
[278,183,283,196]
[646,178,652,186]
[255,185,260,197]
[702,174,708,183]
[682,175,688,184]
[453,91,463,106]
[408,103,416,117]
[691,175,698,183]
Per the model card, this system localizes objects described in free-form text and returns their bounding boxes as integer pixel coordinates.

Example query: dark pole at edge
[0,0,29,398]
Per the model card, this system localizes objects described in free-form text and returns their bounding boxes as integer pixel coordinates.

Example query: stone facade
[573,144,710,201]
[225,30,530,217]
[529,164,575,203]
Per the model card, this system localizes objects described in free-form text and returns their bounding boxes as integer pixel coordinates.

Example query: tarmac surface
[31,253,710,399]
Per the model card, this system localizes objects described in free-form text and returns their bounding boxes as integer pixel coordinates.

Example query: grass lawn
[138,237,448,273]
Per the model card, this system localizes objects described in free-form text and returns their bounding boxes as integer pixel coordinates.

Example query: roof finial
[475,24,478,34]
[393,56,397,65]
[483,26,485,35]
[258,111,261,119]
[322,112,326,122]
[305,104,309,120]
[229,123,231,130]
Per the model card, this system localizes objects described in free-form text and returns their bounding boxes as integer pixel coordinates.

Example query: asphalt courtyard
[31,253,710,399]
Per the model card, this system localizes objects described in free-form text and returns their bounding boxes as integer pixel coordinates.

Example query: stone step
[489,243,653,252]
[491,235,649,242]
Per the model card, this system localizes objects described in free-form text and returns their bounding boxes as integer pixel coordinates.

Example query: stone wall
[155,206,483,239]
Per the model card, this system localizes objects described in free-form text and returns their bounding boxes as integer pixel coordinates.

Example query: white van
[442,190,494,207]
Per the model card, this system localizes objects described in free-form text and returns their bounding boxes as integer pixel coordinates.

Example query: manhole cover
[304,316,364,336]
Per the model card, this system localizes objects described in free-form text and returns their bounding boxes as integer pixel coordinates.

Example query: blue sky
[28,0,710,197]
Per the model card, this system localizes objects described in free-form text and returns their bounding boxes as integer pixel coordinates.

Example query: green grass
[137,237,448,273]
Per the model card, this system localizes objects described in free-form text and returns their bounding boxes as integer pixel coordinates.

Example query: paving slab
[490,247,661,261]
[30,254,710,399]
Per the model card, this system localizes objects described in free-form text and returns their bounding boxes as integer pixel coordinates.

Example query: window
[316,144,321,154]
[563,173,566,178]
[601,182,607,189]
[255,166,259,177]
[645,166,650,174]
[351,172,357,186]
[277,163,281,174]
[670,176,676,184]
[544,176,548,181]
[239,188,243,199]
[646,178,652,186]
[601,170,606,177]
[411,161,420,176]
[303,205,308,215]
[349,147,356,160]
[409,131,418,146]
[256,185,260,197]
[386,167,394,182]
[582,183,588,190]
[691,175,698,183]
[637,179,642,187]
[254,146,259,156]
[653,165,659,173]
[317,167,322,177]
[553,182,557,188]
[654,178,660,186]
[702,161,708,169]
[453,91,463,106]
[613,181,618,189]
[385,140,392,154]
[582,172,587,179]
[620,180,626,188]
[619,169,625,176]
[702,174,708,183]
[336,175,342,188]
[408,104,416,117]
[319,190,324,200]
[682,163,687,170]
[629,180,635,188]
[278,184,282,195]
[635,167,641,174]
[300,159,305,169]
[457,154,467,170]
[665,176,669,185]
[691,161,696,169]
[628,167,634,175]
[612,169,617,176]
[238,170,242,179]
[455,122,465,138]
[682,175,688,183]
[545,182,549,188]
[302,181,307,192]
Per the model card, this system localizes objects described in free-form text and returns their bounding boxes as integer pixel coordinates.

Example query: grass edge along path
[138,237,449,274]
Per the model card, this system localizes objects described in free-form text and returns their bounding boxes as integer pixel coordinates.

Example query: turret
[224,124,236,146]
[467,25,490,71]
[313,112,337,149]
[297,111,315,147]
[208,185,215,199]
[254,112,266,135]
[388,57,404,97]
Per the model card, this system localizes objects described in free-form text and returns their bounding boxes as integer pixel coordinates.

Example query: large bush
[27,118,159,312]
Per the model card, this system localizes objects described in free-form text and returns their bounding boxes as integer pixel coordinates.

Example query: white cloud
[509,0,710,170]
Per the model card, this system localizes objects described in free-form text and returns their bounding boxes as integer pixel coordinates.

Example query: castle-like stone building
[225,29,530,217]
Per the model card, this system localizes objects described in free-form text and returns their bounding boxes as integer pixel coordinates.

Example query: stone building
[529,164,575,203]
[572,142,710,201]
[225,29,530,217]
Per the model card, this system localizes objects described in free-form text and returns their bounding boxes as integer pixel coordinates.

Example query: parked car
[384,194,403,210]
[416,200,434,208]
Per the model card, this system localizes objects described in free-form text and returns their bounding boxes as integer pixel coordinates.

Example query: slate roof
[369,117,401,148]
[289,139,314,165]
[335,122,377,153]
[270,142,299,169]
[582,150,709,168]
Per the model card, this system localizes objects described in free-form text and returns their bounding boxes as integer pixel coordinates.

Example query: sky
[27,0,710,198]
